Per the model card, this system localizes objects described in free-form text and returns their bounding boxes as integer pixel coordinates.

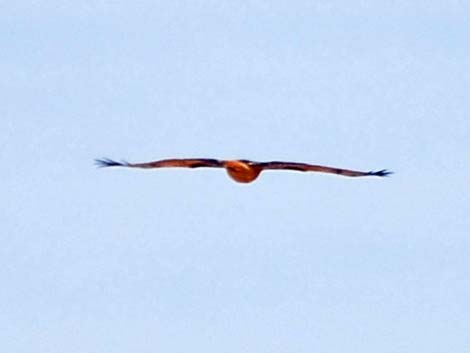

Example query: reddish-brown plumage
[95,157,392,183]
[223,160,263,183]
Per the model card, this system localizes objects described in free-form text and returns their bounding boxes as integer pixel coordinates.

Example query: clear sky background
[1,1,469,352]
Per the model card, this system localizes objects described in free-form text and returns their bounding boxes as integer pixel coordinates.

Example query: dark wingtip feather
[369,169,393,177]
[94,158,129,168]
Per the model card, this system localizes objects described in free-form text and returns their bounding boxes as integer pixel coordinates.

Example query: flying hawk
[95,157,391,183]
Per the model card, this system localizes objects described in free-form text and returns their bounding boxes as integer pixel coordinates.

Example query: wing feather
[95,158,225,169]
[258,161,392,177]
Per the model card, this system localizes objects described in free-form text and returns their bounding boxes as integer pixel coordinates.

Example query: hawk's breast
[224,160,261,183]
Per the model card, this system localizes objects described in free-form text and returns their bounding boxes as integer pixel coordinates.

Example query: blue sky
[1,1,469,352]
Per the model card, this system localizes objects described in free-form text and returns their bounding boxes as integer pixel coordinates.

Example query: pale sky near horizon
[1,1,469,352]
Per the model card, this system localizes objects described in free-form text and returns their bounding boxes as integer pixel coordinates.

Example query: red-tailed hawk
[95,157,392,183]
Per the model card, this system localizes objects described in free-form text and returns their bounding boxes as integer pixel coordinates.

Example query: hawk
[95,157,392,183]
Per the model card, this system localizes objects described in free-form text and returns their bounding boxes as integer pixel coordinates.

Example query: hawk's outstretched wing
[258,161,392,177]
[95,158,225,169]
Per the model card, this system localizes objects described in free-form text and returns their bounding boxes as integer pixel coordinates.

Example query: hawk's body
[95,157,391,183]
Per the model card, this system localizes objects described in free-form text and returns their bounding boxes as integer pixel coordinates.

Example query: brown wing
[95,158,225,169]
[258,161,392,177]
